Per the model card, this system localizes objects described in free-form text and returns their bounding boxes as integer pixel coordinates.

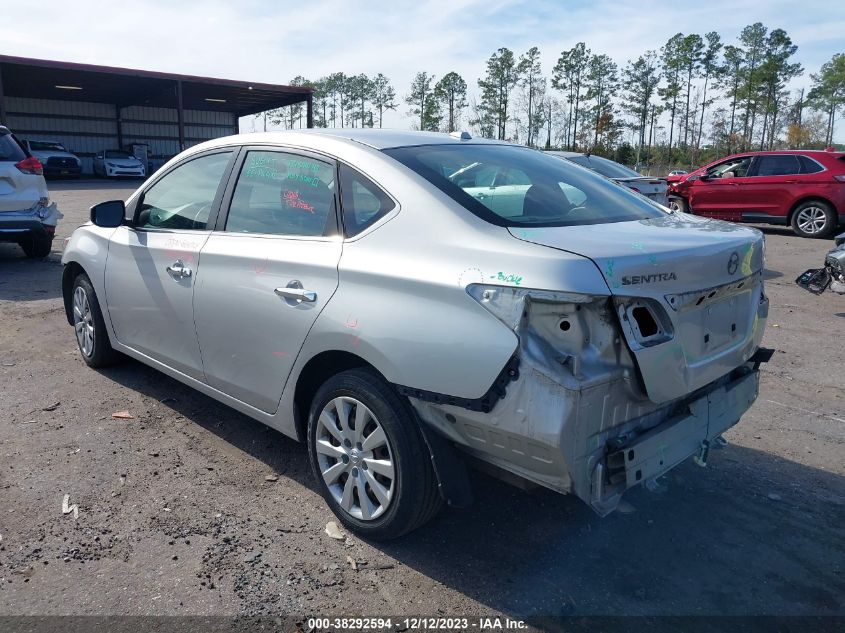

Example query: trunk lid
[510,212,768,404]
[613,177,668,204]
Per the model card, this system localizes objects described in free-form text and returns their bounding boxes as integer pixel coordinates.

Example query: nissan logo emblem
[727,251,740,275]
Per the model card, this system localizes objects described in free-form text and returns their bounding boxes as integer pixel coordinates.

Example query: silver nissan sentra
[62,129,770,539]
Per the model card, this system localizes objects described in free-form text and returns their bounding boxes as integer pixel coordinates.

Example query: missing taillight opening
[631,306,659,338]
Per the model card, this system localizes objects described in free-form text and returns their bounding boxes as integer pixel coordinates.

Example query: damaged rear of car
[0,126,62,258]
[386,142,770,517]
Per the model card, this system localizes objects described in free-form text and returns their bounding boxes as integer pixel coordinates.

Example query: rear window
[383,144,666,227]
[0,132,26,162]
[28,141,67,152]
[566,154,641,179]
[798,155,824,174]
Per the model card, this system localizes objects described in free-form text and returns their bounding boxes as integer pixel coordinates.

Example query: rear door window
[0,133,26,162]
[339,164,394,237]
[754,155,801,177]
[225,150,337,237]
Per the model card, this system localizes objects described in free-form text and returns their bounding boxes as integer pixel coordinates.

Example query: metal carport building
[0,55,313,174]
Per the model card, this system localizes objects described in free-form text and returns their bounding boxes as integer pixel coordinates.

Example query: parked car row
[7,137,147,180]
[668,150,845,238]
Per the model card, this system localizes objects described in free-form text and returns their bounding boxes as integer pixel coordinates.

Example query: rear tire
[791,200,836,238]
[20,234,53,258]
[71,273,121,368]
[668,196,688,213]
[307,368,442,540]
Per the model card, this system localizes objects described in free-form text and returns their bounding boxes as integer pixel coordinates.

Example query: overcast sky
[3,0,844,141]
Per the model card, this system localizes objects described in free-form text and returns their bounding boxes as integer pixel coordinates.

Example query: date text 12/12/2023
[306,617,528,631]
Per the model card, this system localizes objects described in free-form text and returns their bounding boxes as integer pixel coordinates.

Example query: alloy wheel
[796,206,828,235]
[73,286,95,357]
[315,396,395,521]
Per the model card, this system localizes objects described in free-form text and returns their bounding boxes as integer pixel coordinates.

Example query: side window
[225,150,336,237]
[136,151,231,230]
[755,155,801,177]
[339,164,395,237]
[798,155,824,174]
[709,157,752,178]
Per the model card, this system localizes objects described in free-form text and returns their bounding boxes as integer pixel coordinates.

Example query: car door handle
[166,260,192,279]
[274,286,317,303]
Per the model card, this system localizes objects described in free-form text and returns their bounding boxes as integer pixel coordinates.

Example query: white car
[93,150,146,178]
[0,126,62,257]
[20,140,82,178]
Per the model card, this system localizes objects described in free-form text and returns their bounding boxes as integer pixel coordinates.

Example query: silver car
[62,130,770,539]
[548,151,669,206]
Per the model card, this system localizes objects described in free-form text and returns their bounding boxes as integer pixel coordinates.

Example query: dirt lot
[1,180,843,627]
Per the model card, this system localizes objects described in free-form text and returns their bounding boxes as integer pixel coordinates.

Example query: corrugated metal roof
[0,55,310,116]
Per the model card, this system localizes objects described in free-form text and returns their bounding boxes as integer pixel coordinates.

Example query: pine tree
[434,72,468,132]
[478,48,524,140]
[371,74,397,128]
[552,42,590,150]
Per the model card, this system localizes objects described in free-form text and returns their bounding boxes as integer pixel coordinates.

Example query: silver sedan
[62,130,769,539]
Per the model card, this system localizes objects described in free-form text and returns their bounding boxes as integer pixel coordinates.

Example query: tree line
[260,24,844,168]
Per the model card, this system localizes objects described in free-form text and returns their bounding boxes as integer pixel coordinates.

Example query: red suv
[667,150,845,238]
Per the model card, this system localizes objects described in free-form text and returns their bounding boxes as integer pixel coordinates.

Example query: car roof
[723,149,844,158]
[306,128,510,149]
[195,128,510,153]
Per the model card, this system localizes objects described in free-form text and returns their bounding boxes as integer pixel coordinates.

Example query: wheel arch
[292,350,382,442]
[292,349,474,509]
[61,260,87,325]
[787,195,836,226]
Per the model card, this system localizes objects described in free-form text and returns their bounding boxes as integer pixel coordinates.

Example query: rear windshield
[383,144,666,227]
[565,154,642,179]
[29,141,67,152]
[0,132,26,162]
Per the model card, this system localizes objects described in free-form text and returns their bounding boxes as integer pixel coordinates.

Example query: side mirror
[90,200,126,228]
[688,174,701,182]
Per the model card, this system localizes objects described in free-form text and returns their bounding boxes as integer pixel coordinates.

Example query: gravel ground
[0,180,843,625]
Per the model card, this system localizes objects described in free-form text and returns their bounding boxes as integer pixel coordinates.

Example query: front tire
[71,273,121,368]
[668,196,688,213]
[791,200,836,238]
[307,368,442,540]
